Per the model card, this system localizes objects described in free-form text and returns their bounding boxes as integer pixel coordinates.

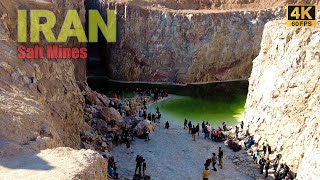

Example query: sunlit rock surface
[244,20,320,178]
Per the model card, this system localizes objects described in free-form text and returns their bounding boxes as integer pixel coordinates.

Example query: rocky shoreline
[78,86,278,179]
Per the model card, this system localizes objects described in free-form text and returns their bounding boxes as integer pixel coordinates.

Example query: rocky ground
[0,147,107,180]
[111,99,275,180]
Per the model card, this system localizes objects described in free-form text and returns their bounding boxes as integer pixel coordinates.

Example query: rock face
[0,1,108,179]
[244,20,320,178]
[0,147,108,180]
[94,2,285,83]
[0,0,87,157]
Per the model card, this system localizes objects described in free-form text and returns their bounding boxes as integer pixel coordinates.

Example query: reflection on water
[88,78,248,126]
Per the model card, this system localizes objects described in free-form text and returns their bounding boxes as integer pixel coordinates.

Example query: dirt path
[112,121,267,179]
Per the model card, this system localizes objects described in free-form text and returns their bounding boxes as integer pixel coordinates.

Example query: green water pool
[150,94,246,127]
[88,78,248,126]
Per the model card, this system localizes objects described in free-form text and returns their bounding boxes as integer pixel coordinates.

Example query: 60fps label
[286,5,317,27]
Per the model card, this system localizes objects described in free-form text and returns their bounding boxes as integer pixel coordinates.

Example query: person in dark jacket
[211,153,217,171]
[188,121,192,134]
[201,121,205,133]
[147,113,151,121]
[196,123,200,136]
[218,147,224,169]
[267,144,272,155]
[235,125,239,139]
[204,158,212,168]
[265,158,270,177]
[152,113,155,122]
[184,118,188,129]
[126,140,132,154]
[240,121,244,130]
[191,125,197,141]
[142,159,147,177]
[165,121,170,129]
[259,157,266,174]
[135,155,143,175]
[263,143,267,155]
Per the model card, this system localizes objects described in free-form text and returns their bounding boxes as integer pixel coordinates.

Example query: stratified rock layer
[102,2,284,83]
[244,20,320,178]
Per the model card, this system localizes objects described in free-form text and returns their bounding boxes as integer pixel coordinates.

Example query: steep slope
[0,0,108,179]
[244,20,320,178]
[0,0,87,156]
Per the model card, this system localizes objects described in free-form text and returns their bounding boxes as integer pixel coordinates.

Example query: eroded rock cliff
[100,1,285,83]
[0,0,87,156]
[0,0,108,179]
[244,20,320,178]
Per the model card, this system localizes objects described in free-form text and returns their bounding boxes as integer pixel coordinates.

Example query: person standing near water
[196,123,200,136]
[240,121,244,130]
[218,147,224,169]
[207,124,212,136]
[184,118,188,129]
[235,125,239,139]
[188,121,192,134]
[202,121,205,133]
[165,121,170,129]
[158,113,161,123]
[152,113,155,123]
[204,125,208,139]
[191,125,197,141]
[222,122,228,131]
[155,112,159,123]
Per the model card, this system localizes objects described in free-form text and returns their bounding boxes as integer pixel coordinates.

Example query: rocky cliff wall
[0,0,86,155]
[244,20,320,178]
[101,2,285,83]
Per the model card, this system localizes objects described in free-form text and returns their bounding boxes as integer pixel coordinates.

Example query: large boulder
[95,119,108,132]
[100,107,124,125]
[134,120,155,138]
[84,90,105,107]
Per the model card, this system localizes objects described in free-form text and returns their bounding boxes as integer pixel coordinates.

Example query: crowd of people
[107,88,169,179]
[144,107,162,123]
[107,88,295,180]
[244,130,293,179]
[184,119,233,142]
